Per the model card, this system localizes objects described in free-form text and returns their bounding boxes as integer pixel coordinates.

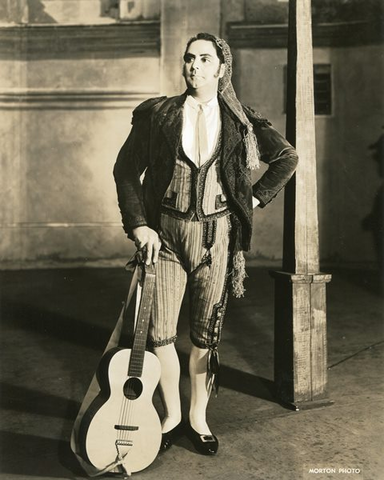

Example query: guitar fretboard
[128,265,156,378]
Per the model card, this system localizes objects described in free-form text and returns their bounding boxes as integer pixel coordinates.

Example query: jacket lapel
[159,93,186,158]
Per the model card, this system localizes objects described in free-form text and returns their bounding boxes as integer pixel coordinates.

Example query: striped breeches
[149,213,231,349]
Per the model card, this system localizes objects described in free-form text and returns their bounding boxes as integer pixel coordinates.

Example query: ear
[218,63,226,79]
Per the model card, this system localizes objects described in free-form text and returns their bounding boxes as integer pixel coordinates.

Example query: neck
[188,86,218,103]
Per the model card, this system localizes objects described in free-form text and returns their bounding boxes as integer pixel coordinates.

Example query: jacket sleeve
[113,106,152,239]
[244,107,299,208]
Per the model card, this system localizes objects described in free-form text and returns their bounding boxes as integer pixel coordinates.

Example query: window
[313,64,332,115]
[284,63,332,115]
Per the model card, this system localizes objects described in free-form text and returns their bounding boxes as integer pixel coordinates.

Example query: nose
[190,59,200,72]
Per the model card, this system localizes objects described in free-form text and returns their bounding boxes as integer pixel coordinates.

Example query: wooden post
[271,0,332,410]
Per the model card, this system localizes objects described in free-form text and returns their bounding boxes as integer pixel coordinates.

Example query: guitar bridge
[116,439,134,447]
[114,425,139,431]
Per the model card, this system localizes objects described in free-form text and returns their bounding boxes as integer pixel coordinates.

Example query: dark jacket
[113,93,298,251]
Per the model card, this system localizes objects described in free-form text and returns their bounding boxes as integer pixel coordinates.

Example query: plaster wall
[1,1,382,268]
[233,44,383,265]
[316,45,383,265]
[1,0,223,268]
[0,51,160,267]
[0,0,160,25]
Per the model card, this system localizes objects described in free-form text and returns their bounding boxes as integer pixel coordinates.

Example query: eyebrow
[184,53,214,60]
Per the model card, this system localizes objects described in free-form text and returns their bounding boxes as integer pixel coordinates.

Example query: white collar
[185,94,219,110]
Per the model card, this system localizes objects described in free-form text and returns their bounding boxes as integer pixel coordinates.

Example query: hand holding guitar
[132,226,161,265]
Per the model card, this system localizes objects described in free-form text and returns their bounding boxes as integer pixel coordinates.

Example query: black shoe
[186,422,219,455]
[159,421,185,452]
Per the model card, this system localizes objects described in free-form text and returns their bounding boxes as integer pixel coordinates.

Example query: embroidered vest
[161,137,230,221]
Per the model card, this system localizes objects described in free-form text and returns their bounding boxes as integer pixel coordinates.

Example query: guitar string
[125,286,149,445]
[120,337,142,445]
[117,353,128,445]
[119,351,136,445]
[124,351,135,445]
[117,275,153,449]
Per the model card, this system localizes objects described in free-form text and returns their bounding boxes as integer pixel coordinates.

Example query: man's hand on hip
[132,226,162,265]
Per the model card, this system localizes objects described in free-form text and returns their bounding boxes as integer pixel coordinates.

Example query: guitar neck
[128,264,156,378]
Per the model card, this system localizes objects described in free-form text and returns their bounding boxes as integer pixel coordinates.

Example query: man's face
[183,39,225,92]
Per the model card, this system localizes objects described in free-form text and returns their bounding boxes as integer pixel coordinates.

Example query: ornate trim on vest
[161,135,231,222]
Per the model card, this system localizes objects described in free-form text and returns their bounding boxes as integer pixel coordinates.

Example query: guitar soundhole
[123,377,143,400]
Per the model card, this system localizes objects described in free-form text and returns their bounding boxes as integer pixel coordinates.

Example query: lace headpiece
[214,35,260,170]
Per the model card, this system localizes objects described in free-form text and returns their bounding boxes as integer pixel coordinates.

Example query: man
[114,32,298,456]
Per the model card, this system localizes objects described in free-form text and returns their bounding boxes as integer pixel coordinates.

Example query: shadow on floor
[0,431,84,478]
[0,382,80,419]
[178,350,276,403]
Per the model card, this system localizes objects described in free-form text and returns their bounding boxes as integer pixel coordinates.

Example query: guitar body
[78,347,162,474]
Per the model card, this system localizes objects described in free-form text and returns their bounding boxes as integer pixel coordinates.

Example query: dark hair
[184,32,224,64]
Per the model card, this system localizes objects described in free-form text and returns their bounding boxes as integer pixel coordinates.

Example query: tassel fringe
[207,347,220,397]
[244,125,260,170]
[232,250,248,298]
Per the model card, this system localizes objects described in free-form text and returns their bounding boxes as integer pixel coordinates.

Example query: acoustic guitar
[78,264,161,477]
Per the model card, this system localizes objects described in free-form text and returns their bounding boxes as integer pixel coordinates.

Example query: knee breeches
[149,213,231,349]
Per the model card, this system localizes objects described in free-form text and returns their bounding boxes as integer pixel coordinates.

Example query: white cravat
[182,95,221,166]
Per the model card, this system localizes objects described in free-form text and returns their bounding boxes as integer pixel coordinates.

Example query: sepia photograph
[0,1,383,479]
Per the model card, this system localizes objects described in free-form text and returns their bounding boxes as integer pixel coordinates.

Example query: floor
[0,266,383,480]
